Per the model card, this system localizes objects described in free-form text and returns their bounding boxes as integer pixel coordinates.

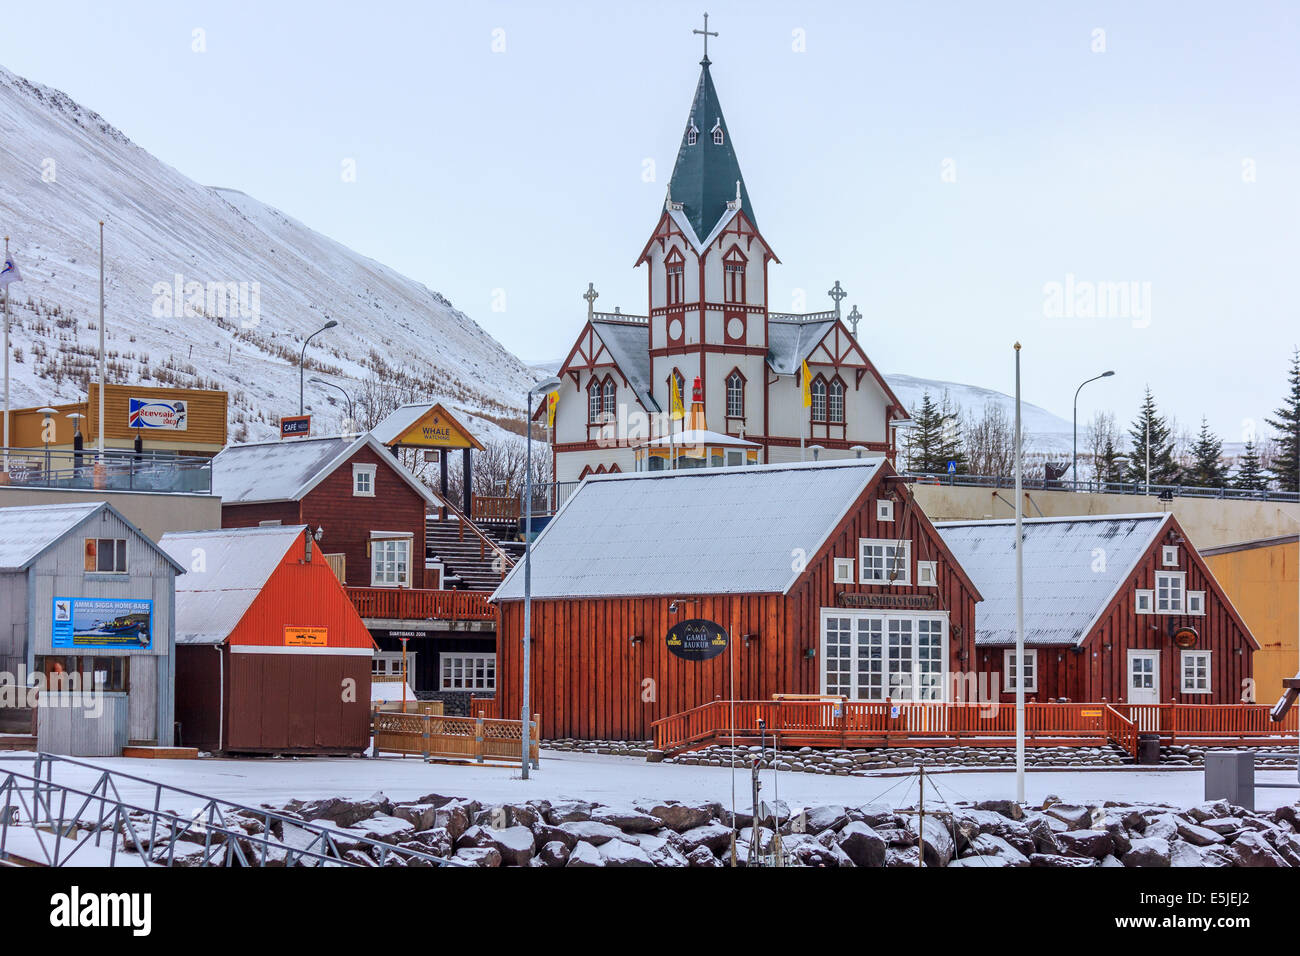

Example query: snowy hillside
[0,64,534,441]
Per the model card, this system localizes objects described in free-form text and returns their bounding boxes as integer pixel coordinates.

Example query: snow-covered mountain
[0,64,534,442]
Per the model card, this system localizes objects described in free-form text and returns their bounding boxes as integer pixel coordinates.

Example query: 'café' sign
[665,618,729,662]
[836,592,938,611]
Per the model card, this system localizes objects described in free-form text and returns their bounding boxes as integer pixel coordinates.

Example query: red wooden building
[937,514,1258,706]
[160,525,376,754]
[491,459,982,740]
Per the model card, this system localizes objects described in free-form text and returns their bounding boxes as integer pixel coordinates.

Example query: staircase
[425,516,518,592]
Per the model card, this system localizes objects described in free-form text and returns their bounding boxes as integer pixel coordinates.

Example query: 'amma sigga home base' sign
[665,619,729,662]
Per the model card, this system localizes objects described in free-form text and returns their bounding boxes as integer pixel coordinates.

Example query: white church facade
[547,43,910,484]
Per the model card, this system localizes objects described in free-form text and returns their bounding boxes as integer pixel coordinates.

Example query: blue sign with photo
[52,597,153,650]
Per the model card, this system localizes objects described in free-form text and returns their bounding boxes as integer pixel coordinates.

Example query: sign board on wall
[52,597,153,650]
[836,592,939,611]
[665,619,729,662]
[284,626,328,647]
[280,415,312,438]
[129,398,188,431]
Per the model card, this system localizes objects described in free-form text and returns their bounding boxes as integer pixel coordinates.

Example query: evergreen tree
[938,393,969,474]
[1126,387,1181,486]
[904,392,946,473]
[1097,435,1126,484]
[1265,349,1300,492]
[1185,418,1227,487]
[1232,440,1268,491]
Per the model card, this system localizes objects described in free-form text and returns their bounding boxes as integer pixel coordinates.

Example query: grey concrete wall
[0,487,220,540]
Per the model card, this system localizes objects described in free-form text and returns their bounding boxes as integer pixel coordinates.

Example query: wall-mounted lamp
[668,602,678,614]
[314,526,325,541]
[629,635,644,645]
[742,633,759,647]
[804,647,817,660]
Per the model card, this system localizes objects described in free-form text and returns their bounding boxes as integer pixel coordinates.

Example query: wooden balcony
[346,587,497,623]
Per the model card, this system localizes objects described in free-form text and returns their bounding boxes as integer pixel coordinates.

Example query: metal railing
[903,470,1299,504]
[0,447,213,495]
[0,752,460,867]
[346,586,497,622]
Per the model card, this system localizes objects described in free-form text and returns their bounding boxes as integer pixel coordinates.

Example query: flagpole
[97,221,105,456]
[1013,342,1025,803]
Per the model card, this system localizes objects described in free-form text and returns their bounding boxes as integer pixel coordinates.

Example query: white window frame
[833,558,855,584]
[352,463,377,497]
[1162,545,1179,567]
[370,533,413,588]
[1180,650,1212,695]
[440,653,496,692]
[1135,589,1154,614]
[916,560,938,587]
[1003,649,1038,693]
[875,499,894,522]
[859,538,911,585]
[1187,590,1206,615]
[84,537,128,574]
[1155,571,1186,613]
[819,609,949,702]
[711,120,724,145]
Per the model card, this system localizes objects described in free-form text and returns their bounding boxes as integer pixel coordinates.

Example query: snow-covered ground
[6,750,1296,814]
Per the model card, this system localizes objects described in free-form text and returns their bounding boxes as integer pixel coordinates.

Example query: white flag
[0,257,21,287]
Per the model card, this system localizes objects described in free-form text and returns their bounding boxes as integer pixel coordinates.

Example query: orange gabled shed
[161,525,376,754]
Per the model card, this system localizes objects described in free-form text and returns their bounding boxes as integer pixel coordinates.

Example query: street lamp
[1073,370,1115,492]
[308,376,355,432]
[299,320,338,415]
[521,374,561,780]
[38,407,57,483]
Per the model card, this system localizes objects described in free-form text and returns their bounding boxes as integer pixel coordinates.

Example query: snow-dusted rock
[1043,804,1092,830]
[536,841,570,867]
[1056,829,1113,860]
[565,842,604,867]
[1029,853,1096,867]
[457,825,535,866]
[1175,819,1225,847]
[454,846,501,867]
[1123,837,1171,867]
[1226,831,1289,867]
[967,833,1029,866]
[558,821,625,846]
[590,806,663,833]
[598,839,654,867]
[641,801,716,832]
[674,822,733,855]
[546,800,594,825]
[837,822,887,868]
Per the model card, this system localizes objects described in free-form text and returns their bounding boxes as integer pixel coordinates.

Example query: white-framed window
[833,558,855,584]
[1155,571,1186,613]
[686,121,698,146]
[712,120,724,145]
[725,450,745,467]
[352,463,377,497]
[828,379,845,424]
[820,610,948,702]
[810,378,827,422]
[1135,589,1154,614]
[84,537,128,573]
[726,372,745,418]
[917,561,938,587]
[1162,545,1179,567]
[370,535,412,587]
[1181,650,1211,694]
[441,653,496,692]
[1003,649,1038,693]
[876,499,894,522]
[859,538,911,585]
[1187,590,1206,615]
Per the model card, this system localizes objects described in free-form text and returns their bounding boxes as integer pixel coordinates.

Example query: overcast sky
[2,1,1297,440]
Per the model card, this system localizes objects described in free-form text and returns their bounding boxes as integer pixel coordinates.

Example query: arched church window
[811,377,827,423]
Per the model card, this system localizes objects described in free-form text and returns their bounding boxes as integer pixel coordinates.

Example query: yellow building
[8,384,227,456]
[1203,533,1299,705]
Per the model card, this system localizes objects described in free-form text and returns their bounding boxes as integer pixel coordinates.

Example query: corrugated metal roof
[0,502,103,571]
[590,320,660,414]
[160,526,305,644]
[492,459,881,601]
[936,514,1169,646]
[766,318,836,375]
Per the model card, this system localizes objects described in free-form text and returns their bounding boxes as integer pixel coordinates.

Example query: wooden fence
[346,587,496,622]
[650,698,1299,758]
[373,711,539,765]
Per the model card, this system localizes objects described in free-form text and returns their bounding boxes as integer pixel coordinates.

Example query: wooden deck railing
[373,711,538,764]
[471,494,520,523]
[650,699,1297,757]
[346,587,497,622]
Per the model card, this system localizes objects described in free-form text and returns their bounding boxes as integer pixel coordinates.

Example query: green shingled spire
[667,59,755,243]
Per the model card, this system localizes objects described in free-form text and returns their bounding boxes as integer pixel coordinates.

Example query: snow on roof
[160,525,306,645]
[211,433,435,506]
[369,404,435,445]
[590,320,660,414]
[936,514,1169,646]
[0,502,104,571]
[493,459,882,601]
[765,317,836,375]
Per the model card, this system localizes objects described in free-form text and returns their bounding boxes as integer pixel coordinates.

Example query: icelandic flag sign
[0,257,21,287]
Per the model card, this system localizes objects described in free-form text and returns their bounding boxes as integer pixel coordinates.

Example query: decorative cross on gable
[584,282,599,319]
[847,304,862,338]
[827,280,847,317]
[693,12,718,63]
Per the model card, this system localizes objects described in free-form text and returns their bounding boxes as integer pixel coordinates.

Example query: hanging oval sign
[1172,625,1198,649]
[666,618,729,662]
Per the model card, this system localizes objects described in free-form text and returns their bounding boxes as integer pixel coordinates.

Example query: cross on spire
[583,282,599,319]
[693,12,718,64]
[828,280,847,317]
[847,304,862,338]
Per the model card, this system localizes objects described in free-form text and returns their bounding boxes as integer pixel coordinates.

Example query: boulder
[686,846,724,868]
[967,833,1029,866]
[1142,814,1179,843]
[536,840,570,867]
[295,796,389,829]
[391,803,439,832]
[854,803,901,829]
[903,815,954,867]
[885,846,922,867]
[804,805,849,833]
[346,814,416,846]
[876,827,917,848]
[1026,817,1062,855]
[1226,831,1288,867]
[1104,822,1133,857]
[591,806,663,833]
[598,839,655,867]
[644,801,716,832]
[531,823,578,851]
[1029,853,1096,868]
[837,822,887,868]
[1122,837,1171,867]
[1200,818,1243,836]
[949,854,1017,868]
[558,821,625,846]
[974,799,1024,821]
[433,801,473,842]
[674,822,733,855]
[960,809,1036,857]
[1043,804,1092,830]
[1056,829,1113,860]
[1099,854,1125,868]
[457,824,535,867]
[1175,820,1225,847]
[784,833,848,867]
[454,846,501,867]
[565,842,604,867]
[626,832,690,867]
[545,800,594,825]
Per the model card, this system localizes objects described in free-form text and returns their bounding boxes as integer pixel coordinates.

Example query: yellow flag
[800,360,812,408]
[670,374,685,421]
[545,390,558,428]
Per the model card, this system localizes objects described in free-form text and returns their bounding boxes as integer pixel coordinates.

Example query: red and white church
[548,44,911,484]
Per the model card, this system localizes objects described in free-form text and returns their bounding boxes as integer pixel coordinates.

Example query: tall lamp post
[1072,370,1115,491]
[308,376,355,431]
[521,374,561,780]
[299,320,338,415]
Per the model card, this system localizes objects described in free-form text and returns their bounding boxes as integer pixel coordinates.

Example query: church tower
[636,24,778,443]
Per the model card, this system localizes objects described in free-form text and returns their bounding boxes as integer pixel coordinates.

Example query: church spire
[666,19,755,243]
